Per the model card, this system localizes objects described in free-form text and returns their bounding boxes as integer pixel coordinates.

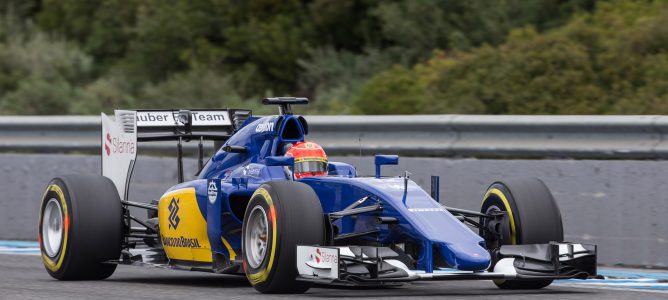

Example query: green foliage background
[0,0,666,115]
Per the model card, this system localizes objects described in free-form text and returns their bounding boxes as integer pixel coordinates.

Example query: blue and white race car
[38,98,597,293]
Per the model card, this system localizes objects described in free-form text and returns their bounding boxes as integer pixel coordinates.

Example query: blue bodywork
[173,113,491,272]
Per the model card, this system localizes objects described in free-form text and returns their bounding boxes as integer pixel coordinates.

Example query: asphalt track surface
[2,254,666,300]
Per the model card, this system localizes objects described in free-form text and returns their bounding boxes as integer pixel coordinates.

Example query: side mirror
[266,156,294,167]
[374,155,399,178]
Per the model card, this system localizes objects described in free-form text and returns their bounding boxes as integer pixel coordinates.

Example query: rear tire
[480,178,563,290]
[242,181,324,294]
[38,175,123,280]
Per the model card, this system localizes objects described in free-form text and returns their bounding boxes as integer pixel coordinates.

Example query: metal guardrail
[2,115,668,158]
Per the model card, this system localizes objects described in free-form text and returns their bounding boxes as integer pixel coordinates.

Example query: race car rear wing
[134,109,243,141]
[101,109,251,200]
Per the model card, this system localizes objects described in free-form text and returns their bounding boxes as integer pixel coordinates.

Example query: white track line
[0,247,40,256]
[555,283,668,294]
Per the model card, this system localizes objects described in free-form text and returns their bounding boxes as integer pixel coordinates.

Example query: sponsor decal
[242,165,261,177]
[298,246,339,278]
[136,111,231,127]
[161,235,202,248]
[168,197,181,229]
[407,207,448,212]
[255,121,275,133]
[191,112,227,122]
[312,247,338,264]
[104,132,135,156]
[137,112,171,123]
[104,133,111,156]
[207,181,217,204]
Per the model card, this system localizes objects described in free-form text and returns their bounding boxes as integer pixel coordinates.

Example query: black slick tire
[480,178,564,289]
[242,181,324,294]
[38,175,123,280]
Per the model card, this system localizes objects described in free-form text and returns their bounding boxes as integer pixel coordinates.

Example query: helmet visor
[295,161,328,174]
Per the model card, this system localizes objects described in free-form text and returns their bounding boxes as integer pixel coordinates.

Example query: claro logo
[104,133,135,156]
[255,121,275,133]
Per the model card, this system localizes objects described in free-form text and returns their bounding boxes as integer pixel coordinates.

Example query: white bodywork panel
[101,110,137,200]
[296,246,340,279]
[558,243,590,260]
[493,258,517,275]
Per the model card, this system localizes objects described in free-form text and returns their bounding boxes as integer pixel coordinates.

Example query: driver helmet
[284,141,328,179]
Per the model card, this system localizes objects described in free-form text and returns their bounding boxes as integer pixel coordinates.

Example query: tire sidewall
[242,186,278,290]
[39,178,73,278]
[38,175,122,280]
[242,181,324,293]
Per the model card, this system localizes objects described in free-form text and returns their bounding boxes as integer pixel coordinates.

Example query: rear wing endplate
[101,109,250,200]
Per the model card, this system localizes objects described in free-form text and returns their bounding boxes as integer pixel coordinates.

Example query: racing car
[38,98,597,293]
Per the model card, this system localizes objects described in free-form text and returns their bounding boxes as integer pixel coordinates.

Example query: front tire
[480,178,563,289]
[242,181,324,294]
[39,175,123,280]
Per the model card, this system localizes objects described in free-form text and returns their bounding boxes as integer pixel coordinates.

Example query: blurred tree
[355,0,668,115]
[0,0,40,20]
[308,0,595,108]
[369,0,595,63]
[0,20,94,114]
[1,78,87,115]
[218,0,316,96]
[298,47,394,114]
[37,0,139,74]
[354,64,431,114]
[5,0,667,116]
[138,68,242,109]
[308,0,382,51]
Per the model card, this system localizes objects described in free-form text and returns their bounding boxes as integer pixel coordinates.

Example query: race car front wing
[296,242,597,286]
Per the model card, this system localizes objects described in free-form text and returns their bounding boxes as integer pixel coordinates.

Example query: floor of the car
[113,248,245,275]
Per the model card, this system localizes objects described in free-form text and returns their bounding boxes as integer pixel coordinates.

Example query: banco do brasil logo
[168,197,180,229]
